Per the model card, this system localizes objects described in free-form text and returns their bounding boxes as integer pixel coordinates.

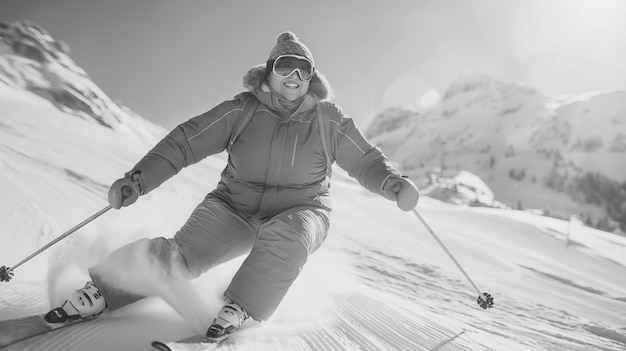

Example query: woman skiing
[46,31,420,339]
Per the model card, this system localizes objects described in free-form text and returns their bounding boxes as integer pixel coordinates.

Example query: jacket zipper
[291,133,299,166]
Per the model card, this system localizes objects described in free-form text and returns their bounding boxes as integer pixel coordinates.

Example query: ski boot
[44,281,107,323]
[206,300,248,339]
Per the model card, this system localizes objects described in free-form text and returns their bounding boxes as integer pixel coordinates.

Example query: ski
[0,313,98,347]
[151,333,230,351]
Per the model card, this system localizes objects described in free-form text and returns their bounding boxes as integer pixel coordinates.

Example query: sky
[2,0,626,129]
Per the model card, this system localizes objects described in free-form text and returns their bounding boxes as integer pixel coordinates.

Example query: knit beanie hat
[267,32,314,65]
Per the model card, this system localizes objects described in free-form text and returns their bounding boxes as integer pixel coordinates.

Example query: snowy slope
[1,80,626,350]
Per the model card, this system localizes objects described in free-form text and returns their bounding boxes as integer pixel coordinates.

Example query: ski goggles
[271,54,315,82]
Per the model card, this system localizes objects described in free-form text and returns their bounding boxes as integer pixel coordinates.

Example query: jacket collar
[252,83,319,120]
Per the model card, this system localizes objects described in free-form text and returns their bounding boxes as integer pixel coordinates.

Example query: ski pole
[0,205,113,282]
[411,209,494,309]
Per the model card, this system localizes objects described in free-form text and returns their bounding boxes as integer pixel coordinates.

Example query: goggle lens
[272,55,314,81]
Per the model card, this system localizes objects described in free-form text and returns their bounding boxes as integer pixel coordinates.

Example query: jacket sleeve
[328,103,402,197]
[129,96,247,194]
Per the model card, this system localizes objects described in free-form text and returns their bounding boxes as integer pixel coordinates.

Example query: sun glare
[420,90,440,108]
[573,0,626,26]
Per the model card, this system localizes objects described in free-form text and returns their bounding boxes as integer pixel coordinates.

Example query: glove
[108,173,142,209]
[383,175,420,211]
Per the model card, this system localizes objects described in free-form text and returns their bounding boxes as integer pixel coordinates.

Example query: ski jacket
[128,65,400,219]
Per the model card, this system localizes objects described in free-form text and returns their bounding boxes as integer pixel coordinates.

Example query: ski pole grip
[122,185,135,198]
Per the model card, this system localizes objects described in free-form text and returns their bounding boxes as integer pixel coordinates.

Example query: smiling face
[268,71,310,101]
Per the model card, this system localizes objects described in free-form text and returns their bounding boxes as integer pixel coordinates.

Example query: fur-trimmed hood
[243,64,333,101]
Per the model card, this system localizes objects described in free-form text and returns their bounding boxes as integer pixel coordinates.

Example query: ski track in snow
[344,242,622,351]
[2,293,490,351]
[2,229,625,351]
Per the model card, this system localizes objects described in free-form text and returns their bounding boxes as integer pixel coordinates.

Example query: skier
[45,32,419,338]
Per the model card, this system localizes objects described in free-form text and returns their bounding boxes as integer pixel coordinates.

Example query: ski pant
[88,193,330,321]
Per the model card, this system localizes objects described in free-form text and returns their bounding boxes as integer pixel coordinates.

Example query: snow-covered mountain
[366,74,626,234]
[0,21,163,142]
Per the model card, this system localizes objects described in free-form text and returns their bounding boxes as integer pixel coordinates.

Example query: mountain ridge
[0,20,164,142]
[366,74,626,234]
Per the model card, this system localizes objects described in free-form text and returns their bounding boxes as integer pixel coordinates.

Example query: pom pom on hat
[267,31,314,64]
[277,32,297,42]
